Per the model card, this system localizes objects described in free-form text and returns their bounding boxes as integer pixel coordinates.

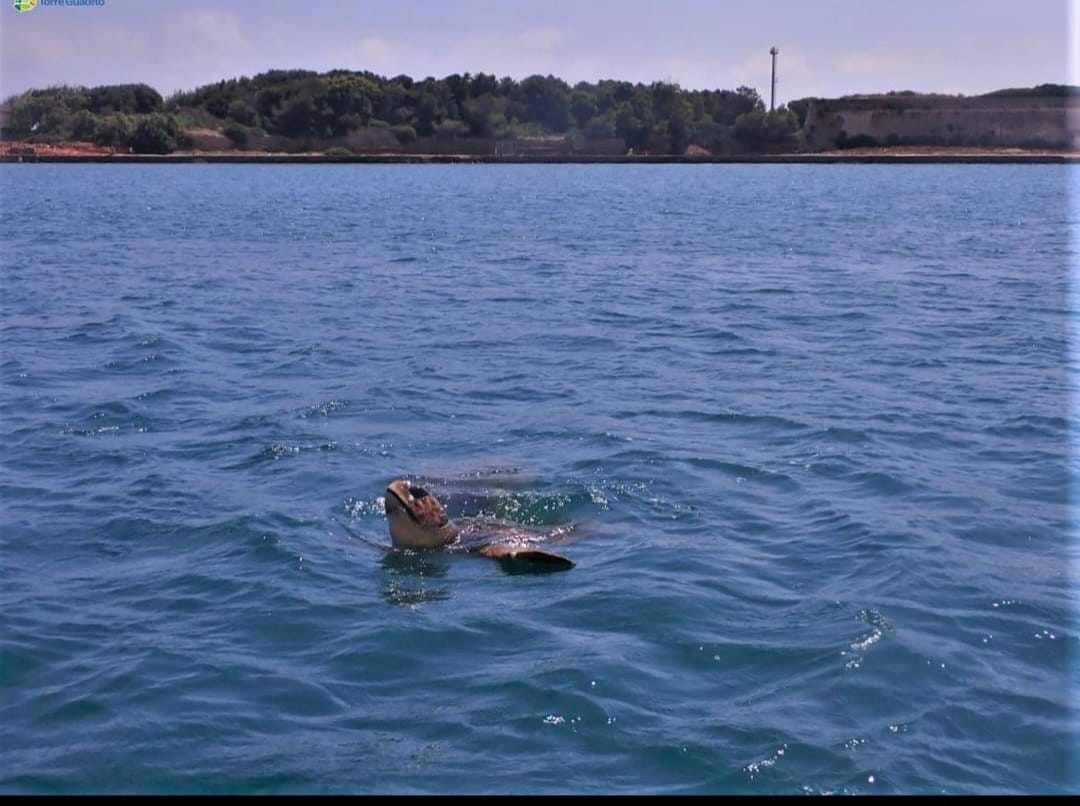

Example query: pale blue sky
[1,0,1072,102]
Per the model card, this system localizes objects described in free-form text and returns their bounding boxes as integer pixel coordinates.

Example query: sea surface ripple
[0,164,1076,794]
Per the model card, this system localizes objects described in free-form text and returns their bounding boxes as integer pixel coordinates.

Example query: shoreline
[1,151,1076,164]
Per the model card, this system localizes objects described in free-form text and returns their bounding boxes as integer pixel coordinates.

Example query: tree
[733,108,797,151]
[88,83,163,115]
[72,109,97,140]
[571,91,596,129]
[278,93,319,137]
[703,89,759,125]
[378,81,410,124]
[227,98,256,126]
[585,113,615,140]
[615,104,645,149]
[462,93,508,137]
[693,115,730,153]
[517,74,571,132]
[668,109,691,154]
[469,73,498,97]
[93,114,133,147]
[736,85,764,112]
[734,109,767,149]
[651,81,680,120]
[415,93,437,136]
[443,73,469,108]
[8,92,54,134]
[131,84,164,114]
[130,113,178,153]
[763,107,799,148]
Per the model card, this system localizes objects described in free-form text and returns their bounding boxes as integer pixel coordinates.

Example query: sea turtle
[383,479,575,572]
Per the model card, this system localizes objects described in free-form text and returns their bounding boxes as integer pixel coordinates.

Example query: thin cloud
[0,2,1068,100]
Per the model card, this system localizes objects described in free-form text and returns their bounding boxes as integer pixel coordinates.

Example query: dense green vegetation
[8,73,1072,155]
[1,70,800,154]
[2,82,180,153]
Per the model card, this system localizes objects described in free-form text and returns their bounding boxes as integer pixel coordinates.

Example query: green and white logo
[12,0,108,11]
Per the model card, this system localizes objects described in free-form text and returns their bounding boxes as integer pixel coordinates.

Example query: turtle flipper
[478,543,574,573]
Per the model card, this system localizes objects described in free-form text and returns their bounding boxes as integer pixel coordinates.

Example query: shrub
[835,131,878,149]
[93,114,134,147]
[71,109,97,140]
[390,124,417,144]
[130,114,178,154]
[223,123,249,149]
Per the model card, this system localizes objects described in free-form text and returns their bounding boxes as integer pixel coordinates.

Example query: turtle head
[384,479,456,549]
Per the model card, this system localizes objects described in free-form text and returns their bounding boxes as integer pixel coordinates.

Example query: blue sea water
[0,163,1076,794]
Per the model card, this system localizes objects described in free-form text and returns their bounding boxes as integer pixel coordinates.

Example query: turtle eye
[410,486,429,500]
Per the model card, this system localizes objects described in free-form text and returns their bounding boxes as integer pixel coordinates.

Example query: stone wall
[802,94,1079,150]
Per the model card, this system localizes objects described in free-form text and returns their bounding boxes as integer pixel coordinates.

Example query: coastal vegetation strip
[0,72,791,156]
[2,149,1074,164]
[1,71,1075,157]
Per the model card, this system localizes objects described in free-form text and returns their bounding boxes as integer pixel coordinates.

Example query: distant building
[801,91,1079,151]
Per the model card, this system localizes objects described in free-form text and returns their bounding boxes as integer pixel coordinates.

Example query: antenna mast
[769,47,779,112]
